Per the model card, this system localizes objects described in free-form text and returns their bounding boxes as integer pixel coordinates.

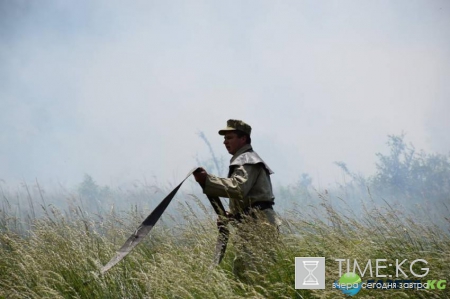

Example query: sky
[1,0,449,189]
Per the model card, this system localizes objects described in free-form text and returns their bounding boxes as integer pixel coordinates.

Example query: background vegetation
[0,134,449,298]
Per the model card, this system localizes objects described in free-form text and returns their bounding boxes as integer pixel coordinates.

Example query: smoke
[1,1,449,188]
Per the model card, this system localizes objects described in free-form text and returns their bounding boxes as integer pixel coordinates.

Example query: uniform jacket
[203,144,274,214]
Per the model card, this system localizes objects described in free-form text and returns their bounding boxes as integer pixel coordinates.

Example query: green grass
[0,191,449,299]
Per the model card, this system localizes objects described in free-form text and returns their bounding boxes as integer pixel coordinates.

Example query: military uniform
[201,120,280,281]
[203,144,275,215]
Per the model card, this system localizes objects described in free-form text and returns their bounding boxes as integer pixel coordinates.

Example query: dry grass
[0,189,449,299]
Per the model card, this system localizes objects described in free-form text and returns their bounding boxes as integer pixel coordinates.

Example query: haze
[1,1,449,189]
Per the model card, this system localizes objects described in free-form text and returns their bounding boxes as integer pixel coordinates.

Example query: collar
[230,144,253,164]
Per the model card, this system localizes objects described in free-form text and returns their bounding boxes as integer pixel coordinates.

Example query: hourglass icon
[302,260,319,285]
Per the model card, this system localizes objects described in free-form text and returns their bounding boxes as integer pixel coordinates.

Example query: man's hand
[193,167,207,187]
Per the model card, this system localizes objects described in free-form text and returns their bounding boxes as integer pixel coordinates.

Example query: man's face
[223,132,247,155]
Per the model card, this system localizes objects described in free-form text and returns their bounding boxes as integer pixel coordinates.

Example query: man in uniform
[193,119,280,281]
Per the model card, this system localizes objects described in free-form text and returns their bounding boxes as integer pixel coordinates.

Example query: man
[194,119,280,281]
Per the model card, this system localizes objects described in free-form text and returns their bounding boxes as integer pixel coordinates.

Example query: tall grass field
[0,180,448,299]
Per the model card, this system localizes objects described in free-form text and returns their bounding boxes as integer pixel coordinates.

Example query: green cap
[218,119,252,135]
